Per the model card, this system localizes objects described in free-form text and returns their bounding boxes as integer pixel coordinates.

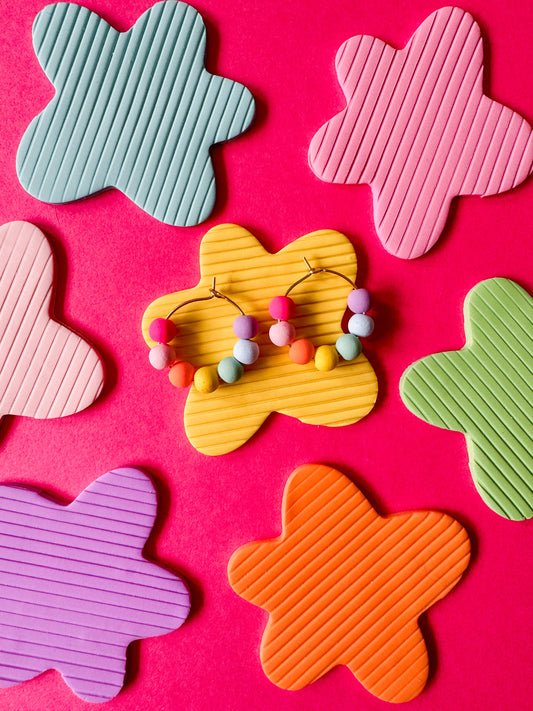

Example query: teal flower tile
[17,1,255,225]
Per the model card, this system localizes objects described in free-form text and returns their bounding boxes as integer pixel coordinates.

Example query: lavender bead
[233,314,259,339]
[347,288,371,314]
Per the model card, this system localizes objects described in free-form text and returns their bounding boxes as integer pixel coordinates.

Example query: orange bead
[169,361,195,388]
[289,339,315,365]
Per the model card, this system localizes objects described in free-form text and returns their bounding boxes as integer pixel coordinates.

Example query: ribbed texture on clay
[309,7,533,258]
[0,221,103,420]
[229,464,470,702]
[0,468,190,702]
[401,278,533,520]
[17,1,255,225]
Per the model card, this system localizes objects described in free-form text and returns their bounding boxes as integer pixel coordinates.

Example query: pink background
[0,0,532,709]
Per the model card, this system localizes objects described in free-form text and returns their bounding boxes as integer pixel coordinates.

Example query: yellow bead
[314,344,339,372]
[194,365,219,393]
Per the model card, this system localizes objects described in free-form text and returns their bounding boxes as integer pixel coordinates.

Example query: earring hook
[284,257,355,296]
[166,277,244,320]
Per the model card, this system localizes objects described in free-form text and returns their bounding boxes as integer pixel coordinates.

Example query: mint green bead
[217,356,244,383]
[335,333,362,361]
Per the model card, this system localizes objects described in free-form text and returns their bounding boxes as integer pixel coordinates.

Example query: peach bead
[289,339,315,364]
[169,361,195,388]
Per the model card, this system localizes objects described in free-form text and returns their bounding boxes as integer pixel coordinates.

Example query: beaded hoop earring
[148,278,259,393]
[268,258,374,371]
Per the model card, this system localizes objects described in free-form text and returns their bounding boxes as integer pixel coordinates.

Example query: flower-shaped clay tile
[0,467,190,702]
[401,278,533,521]
[142,224,378,456]
[228,464,471,703]
[0,221,103,426]
[16,1,255,226]
[309,6,533,259]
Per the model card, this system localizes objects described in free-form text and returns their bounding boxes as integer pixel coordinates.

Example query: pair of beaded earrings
[148,259,375,393]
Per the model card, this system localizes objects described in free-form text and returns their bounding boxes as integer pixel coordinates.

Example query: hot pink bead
[149,344,177,370]
[149,318,177,344]
[269,321,295,347]
[347,288,371,314]
[269,295,295,321]
[233,314,258,339]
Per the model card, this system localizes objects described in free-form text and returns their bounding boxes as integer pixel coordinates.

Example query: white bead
[233,339,260,365]
[348,313,374,337]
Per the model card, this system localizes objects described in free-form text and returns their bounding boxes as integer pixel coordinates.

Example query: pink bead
[347,288,371,314]
[149,318,177,344]
[269,321,296,346]
[149,344,177,370]
[233,314,259,339]
[269,295,295,321]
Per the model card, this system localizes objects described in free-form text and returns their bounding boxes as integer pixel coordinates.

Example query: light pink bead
[149,344,177,370]
[269,321,296,346]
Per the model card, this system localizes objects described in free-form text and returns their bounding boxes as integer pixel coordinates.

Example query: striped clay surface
[228,464,471,702]
[0,467,190,702]
[309,6,533,259]
[401,278,533,520]
[0,221,103,422]
[17,1,255,226]
[142,224,378,456]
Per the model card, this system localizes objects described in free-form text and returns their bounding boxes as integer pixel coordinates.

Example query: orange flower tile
[228,464,471,702]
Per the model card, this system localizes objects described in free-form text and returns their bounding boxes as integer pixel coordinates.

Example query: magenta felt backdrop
[0,0,532,709]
